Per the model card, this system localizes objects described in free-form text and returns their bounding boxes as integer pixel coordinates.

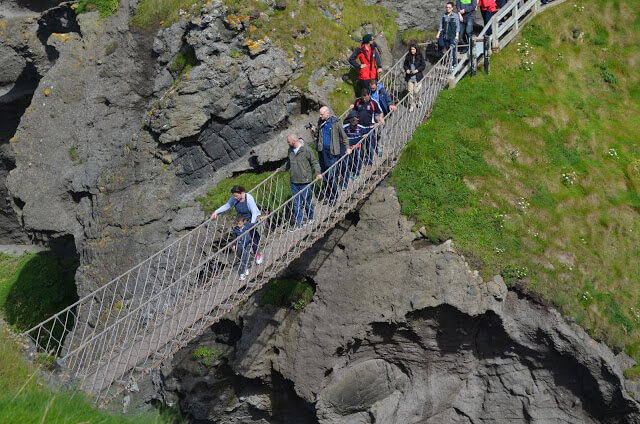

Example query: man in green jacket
[311,106,351,203]
[278,134,322,229]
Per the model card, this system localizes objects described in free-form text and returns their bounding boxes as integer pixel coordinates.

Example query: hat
[349,116,359,126]
[362,34,373,44]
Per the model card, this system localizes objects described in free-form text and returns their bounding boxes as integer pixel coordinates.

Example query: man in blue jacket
[311,106,351,203]
[456,0,477,53]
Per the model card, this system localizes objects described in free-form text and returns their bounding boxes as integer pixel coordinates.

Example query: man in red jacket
[349,34,383,92]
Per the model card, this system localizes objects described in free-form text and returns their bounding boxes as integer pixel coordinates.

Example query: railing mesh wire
[24,0,556,403]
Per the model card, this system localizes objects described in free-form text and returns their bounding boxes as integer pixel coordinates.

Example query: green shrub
[193,347,224,366]
[76,0,119,16]
[260,278,314,310]
[105,41,118,55]
[68,147,79,162]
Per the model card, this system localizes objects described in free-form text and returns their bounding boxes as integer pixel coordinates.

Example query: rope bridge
[22,0,558,405]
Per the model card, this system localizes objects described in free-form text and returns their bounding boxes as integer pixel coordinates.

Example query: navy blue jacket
[233,222,256,250]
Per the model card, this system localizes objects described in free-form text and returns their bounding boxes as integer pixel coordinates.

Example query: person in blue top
[368,79,396,159]
[342,116,365,190]
[349,88,384,169]
[232,215,256,281]
[456,0,477,53]
[310,106,351,204]
[211,185,264,265]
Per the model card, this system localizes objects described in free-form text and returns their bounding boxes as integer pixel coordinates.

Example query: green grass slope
[0,254,179,423]
[393,0,640,361]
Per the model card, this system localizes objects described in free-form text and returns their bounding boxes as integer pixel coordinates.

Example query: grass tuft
[260,278,314,310]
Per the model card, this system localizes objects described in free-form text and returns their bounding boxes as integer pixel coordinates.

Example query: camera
[304,122,313,130]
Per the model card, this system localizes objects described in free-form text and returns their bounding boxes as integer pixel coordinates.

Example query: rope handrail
[23,0,564,405]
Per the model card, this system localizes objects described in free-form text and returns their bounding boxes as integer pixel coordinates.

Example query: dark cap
[349,116,359,126]
[363,34,373,44]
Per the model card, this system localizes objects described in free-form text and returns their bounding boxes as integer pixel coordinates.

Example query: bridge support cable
[22,0,563,405]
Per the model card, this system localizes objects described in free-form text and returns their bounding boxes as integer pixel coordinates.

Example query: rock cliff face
[2,0,308,294]
[162,185,640,423]
[364,0,442,32]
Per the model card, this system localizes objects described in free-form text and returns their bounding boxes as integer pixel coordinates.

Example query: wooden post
[484,35,491,74]
[491,13,499,49]
[470,37,477,76]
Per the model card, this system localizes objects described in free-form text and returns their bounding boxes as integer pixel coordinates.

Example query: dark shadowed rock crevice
[159,184,640,423]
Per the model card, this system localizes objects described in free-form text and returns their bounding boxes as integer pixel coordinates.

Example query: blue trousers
[362,126,376,166]
[319,148,340,201]
[481,10,494,35]
[342,145,362,187]
[437,36,457,66]
[291,182,314,226]
[236,245,250,275]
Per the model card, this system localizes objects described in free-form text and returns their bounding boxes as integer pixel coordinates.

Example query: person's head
[319,106,331,121]
[287,133,301,148]
[361,87,371,101]
[446,2,455,12]
[409,42,418,56]
[369,79,379,92]
[230,185,246,201]
[235,214,246,227]
[349,116,359,128]
[362,33,373,45]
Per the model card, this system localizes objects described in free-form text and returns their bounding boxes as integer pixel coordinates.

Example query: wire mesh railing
[21,48,452,404]
[24,0,565,403]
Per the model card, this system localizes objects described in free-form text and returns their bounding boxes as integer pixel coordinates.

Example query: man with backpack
[349,34,382,92]
[437,2,461,69]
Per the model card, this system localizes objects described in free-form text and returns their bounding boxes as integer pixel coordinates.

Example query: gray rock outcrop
[363,0,442,32]
[163,185,640,423]
[2,0,309,293]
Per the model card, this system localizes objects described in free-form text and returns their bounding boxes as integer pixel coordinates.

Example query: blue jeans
[362,126,376,166]
[342,144,362,187]
[481,10,494,35]
[437,36,457,66]
[319,148,340,201]
[291,182,314,226]
[236,245,250,275]
[460,16,475,50]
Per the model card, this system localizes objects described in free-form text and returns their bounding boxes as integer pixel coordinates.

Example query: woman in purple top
[211,185,264,264]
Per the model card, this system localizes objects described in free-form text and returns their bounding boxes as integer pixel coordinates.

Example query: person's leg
[290,182,304,226]
[407,81,415,108]
[415,80,423,106]
[483,10,494,35]
[251,228,261,255]
[325,153,339,201]
[363,127,375,166]
[437,35,445,57]
[303,183,314,221]
[236,246,245,275]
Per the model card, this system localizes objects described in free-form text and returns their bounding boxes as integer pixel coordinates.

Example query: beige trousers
[407,80,423,107]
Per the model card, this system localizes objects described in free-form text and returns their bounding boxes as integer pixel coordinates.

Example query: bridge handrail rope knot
[22,0,560,405]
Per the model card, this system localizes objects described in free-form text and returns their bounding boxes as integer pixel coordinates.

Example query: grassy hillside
[0,254,178,423]
[393,0,640,363]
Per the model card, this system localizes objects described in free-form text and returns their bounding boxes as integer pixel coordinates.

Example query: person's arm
[374,44,382,70]
[336,120,352,153]
[348,47,361,69]
[308,146,322,178]
[245,193,261,223]
[417,56,426,73]
[277,154,291,172]
[455,16,461,37]
[211,196,234,219]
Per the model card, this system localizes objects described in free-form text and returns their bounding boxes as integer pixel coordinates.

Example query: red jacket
[479,0,497,12]
[349,44,381,81]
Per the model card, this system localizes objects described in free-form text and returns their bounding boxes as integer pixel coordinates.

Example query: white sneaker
[239,273,246,281]
[255,253,263,265]
[244,268,250,276]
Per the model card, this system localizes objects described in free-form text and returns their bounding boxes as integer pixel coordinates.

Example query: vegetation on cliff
[393,0,640,362]
[0,255,178,423]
